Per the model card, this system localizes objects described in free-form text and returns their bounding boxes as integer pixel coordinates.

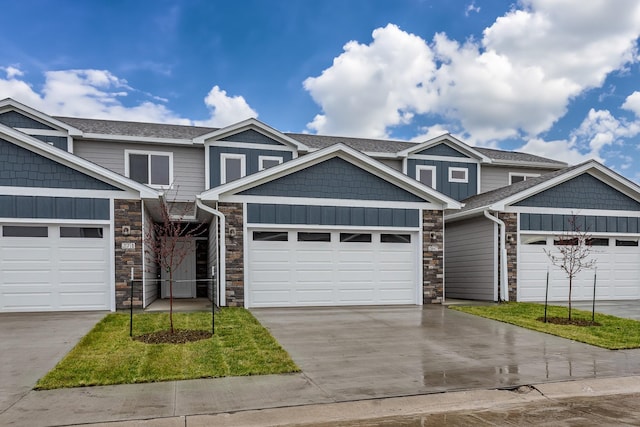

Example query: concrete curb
[87,375,640,427]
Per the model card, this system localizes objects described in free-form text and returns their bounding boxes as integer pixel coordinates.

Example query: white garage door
[0,224,110,312]
[519,235,640,301]
[248,229,419,307]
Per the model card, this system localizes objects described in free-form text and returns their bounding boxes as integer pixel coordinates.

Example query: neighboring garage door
[248,229,419,307]
[0,224,110,312]
[519,235,640,301]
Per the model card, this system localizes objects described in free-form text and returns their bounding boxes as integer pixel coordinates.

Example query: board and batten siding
[73,140,205,200]
[480,166,557,193]
[445,216,496,301]
[143,206,158,308]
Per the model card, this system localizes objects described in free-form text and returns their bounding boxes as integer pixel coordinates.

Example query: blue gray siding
[521,213,640,233]
[32,135,68,151]
[415,143,469,158]
[515,174,640,210]
[0,111,54,130]
[248,203,419,227]
[209,146,293,188]
[221,129,284,146]
[407,158,477,200]
[241,157,424,202]
[0,138,120,190]
[0,196,110,220]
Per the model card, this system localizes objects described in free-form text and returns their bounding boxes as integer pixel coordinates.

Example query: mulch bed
[134,329,213,344]
[537,316,601,327]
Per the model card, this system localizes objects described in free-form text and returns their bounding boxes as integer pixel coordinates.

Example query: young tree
[145,198,205,333]
[544,214,596,321]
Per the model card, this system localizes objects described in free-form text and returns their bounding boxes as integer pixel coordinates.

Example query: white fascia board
[194,117,310,152]
[444,206,490,222]
[220,195,436,209]
[396,133,491,163]
[0,124,159,199]
[488,159,567,169]
[0,98,82,136]
[0,186,141,199]
[82,133,195,146]
[201,143,462,209]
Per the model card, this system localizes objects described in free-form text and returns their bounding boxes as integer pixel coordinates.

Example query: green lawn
[450,302,640,350]
[36,308,299,390]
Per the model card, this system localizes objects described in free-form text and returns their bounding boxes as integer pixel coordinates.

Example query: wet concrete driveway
[252,305,640,401]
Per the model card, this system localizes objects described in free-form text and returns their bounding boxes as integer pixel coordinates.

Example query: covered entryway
[247,229,419,307]
[0,224,110,312]
[519,235,640,301]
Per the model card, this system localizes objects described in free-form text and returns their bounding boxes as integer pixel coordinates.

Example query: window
[586,238,609,246]
[60,227,103,238]
[253,231,288,241]
[340,233,372,243]
[221,153,246,184]
[126,151,172,187]
[381,234,411,243]
[554,238,578,246]
[3,226,48,237]
[522,235,547,245]
[509,172,540,185]
[259,155,283,171]
[416,165,436,189]
[298,232,331,242]
[448,167,468,183]
[616,239,639,247]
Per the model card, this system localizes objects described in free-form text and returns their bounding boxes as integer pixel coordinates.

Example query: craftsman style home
[0,97,638,312]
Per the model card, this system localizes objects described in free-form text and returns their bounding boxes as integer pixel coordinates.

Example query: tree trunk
[568,276,572,321]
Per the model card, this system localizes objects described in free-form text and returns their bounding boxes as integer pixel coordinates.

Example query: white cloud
[2,66,23,79]
[303,1,640,144]
[194,85,257,127]
[410,123,452,142]
[465,2,480,16]
[622,91,640,116]
[518,137,593,165]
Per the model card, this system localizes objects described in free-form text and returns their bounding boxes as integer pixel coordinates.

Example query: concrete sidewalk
[47,376,640,426]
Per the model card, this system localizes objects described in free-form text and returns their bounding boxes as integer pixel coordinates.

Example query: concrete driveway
[568,300,640,320]
[0,311,105,412]
[252,305,640,401]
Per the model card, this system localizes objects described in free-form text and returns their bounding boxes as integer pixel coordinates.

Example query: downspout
[195,197,226,307]
[483,210,509,302]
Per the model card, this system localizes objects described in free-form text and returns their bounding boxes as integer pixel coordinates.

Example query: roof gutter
[483,210,509,302]
[195,197,226,307]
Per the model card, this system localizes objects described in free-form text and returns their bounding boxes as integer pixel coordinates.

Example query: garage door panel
[519,237,640,301]
[0,224,110,312]
[249,229,419,307]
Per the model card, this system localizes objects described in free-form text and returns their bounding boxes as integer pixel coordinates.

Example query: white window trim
[416,165,437,189]
[258,155,283,171]
[448,167,468,183]
[220,153,246,184]
[124,149,173,189]
[509,172,540,185]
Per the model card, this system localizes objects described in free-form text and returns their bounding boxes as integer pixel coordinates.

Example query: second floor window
[448,167,468,183]
[126,151,172,187]
[221,153,246,184]
[416,165,436,189]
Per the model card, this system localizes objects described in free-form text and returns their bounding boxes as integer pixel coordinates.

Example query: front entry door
[161,239,197,298]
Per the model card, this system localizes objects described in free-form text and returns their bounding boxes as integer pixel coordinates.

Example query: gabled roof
[0,123,159,199]
[396,134,492,163]
[448,160,640,219]
[200,143,462,209]
[474,146,567,168]
[194,118,310,152]
[287,132,414,154]
[0,98,82,136]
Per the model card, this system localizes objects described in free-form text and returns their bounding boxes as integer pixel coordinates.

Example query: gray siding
[221,129,284,145]
[73,139,205,201]
[416,143,469,157]
[0,111,54,130]
[143,206,158,307]
[209,146,294,188]
[515,174,640,210]
[480,166,555,193]
[407,158,477,200]
[33,135,68,151]
[241,157,424,202]
[0,196,109,220]
[247,203,419,227]
[445,216,496,301]
[521,213,640,233]
[0,138,119,190]
[378,158,402,171]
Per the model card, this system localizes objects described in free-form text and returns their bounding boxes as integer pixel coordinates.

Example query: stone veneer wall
[499,212,518,301]
[114,199,143,309]
[219,202,244,306]
[422,209,444,303]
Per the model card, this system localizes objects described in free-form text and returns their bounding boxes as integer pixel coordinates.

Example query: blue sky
[1,1,640,181]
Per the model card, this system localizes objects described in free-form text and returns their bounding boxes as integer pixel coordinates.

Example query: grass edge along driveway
[36,308,299,390]
[450,302,640,350]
